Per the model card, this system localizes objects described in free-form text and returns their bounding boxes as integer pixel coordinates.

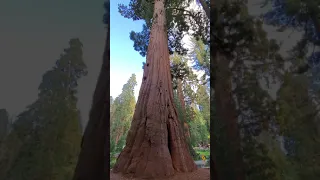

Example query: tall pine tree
[110,74,137,153]
[2,38,87,180]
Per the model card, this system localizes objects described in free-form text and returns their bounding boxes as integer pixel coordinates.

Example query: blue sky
[110,0,145,100]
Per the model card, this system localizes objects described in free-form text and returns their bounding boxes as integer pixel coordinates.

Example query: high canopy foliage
[189,37,210,84]
[262,1,320,178]
[276,73,320,179]
[263,0,320,90]
[211,0,288,179]
[170,53,193,89]
[118,0,209,57]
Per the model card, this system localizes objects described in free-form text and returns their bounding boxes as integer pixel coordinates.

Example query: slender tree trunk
[177,79,186,112]
[177,79,189,138]
[177,79,196,158]
[115,125,125,145]
[115,132,121,145]
[212,52,245,180]
[112,0,196,178]
[72,13,110,180]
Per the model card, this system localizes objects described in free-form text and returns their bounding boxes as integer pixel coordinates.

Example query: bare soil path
[110,168,210,180]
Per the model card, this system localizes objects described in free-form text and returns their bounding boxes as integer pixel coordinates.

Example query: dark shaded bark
[211,0,245,179]
[199,0,210,19]
[0,109,9,141]
[72,5,110,180]
[112,0,196,178]
[210,0,219,179]
[212,51,245,180]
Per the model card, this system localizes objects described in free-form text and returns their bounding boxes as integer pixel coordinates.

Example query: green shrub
[110,157,117,169]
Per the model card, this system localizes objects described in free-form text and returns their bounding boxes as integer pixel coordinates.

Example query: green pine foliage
[110,74,137,154]
[196,84,210,132]
[0,38,87,180]
[263,0,320,178]
[276,74,320,179]
[212,0,286,178]
[189,108,209,147]
[118,0,209,57]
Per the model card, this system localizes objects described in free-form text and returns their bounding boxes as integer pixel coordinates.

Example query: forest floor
[110,168,210,180]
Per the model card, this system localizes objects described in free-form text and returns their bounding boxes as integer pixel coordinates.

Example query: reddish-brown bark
[112,0,196,178]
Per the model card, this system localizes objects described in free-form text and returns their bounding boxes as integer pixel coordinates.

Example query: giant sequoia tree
[112,0,196,178]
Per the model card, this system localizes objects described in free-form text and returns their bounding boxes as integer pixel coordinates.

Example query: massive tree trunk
[72,9,110,180]
[212,51,245,180]
[112,0,196,178]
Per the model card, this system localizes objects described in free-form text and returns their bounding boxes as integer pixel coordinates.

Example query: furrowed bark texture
[72,18,110,180]
[112,0,196,178]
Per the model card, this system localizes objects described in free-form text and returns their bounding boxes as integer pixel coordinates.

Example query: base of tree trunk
[112,116,197,179]
[110,168,209,180]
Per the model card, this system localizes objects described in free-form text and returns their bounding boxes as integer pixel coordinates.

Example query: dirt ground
[110,168,210,180]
